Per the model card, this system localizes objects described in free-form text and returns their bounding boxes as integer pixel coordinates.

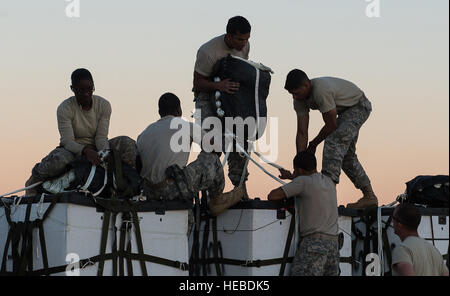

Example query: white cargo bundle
[188,203,354,276]
[1,194,448,276]
[0,194,190,276]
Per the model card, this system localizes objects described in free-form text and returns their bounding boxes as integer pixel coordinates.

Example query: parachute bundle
[211,55,272,149]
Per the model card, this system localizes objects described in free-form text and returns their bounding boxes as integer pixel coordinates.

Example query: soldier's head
[393,203,421,240]
[285,69,312,101]
[293,151,317,176]
[158,92,182,117]
[225,16,251,51]
[70,68,95,107]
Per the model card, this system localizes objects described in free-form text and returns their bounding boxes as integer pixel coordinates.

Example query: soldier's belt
[301,232,338,240]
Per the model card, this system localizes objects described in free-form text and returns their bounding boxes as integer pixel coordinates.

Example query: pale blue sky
[1,0,448,203]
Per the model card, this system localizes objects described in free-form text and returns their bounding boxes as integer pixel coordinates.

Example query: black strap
[97,210,111,276]
[211,217,222,276]
[279,213,295,276]
[131,211,148,276]
[110,212,118,276]
[8,251,189,276]
[200,215,210,276]
[118,212,129,276]
[197,256,294,268]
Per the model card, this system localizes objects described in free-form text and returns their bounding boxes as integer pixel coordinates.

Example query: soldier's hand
[306,143,317,155]
[279,168,294,180]
[83,147,101,166]
[218,78,239,94]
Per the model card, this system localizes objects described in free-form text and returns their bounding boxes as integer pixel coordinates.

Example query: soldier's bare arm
[394,262,415,276]
[296,113,309,153]
[193,71,239,94]
[267,187,286,201]
[307,108,338,154]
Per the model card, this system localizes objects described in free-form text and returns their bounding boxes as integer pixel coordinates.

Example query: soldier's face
[71,79,94,105]
[289,82,311,101]
[228,31,250,51]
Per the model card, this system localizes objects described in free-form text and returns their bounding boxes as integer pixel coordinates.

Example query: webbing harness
[1,199,57,275]
[189,197,295,276]
[0,196,189,276]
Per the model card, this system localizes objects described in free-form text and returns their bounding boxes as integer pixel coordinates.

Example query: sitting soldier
[137,92,242,216]
[25,68,136,196]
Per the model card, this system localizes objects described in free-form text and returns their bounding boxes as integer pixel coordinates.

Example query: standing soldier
[193,16,251,199]
[282,69,378,209]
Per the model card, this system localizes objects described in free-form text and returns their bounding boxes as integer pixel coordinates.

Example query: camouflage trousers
[142,151,225,201]
[290,236,340,276]
[27,136,137,183]
[195,98,249,187]
[322,97,372,189]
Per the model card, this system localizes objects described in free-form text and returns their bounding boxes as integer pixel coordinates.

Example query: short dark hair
[71,68,93,85]
[395,203,422,230]
[293,151,317,171]
[285,69,309,91]
[226,16,251,35]
[158,92,181,116]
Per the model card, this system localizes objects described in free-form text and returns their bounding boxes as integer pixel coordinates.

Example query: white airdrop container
[0,193,191,276]
[187,200,354,276]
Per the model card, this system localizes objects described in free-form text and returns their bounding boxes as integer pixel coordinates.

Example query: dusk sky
[0,0,448,206]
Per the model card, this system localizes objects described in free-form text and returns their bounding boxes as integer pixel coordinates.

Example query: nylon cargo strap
[279,213,295,276]
[196,213,294,273]
[1,199,57,275]
[189,194,201,276]
[200,210,211,276]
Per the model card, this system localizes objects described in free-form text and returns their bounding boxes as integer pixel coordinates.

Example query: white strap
[92,165,108,197]
[79,165,97,191]
[0,181,43,199]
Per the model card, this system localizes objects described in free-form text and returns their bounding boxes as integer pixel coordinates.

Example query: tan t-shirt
[137,116,202,185]
[392,236,448,276]
[281,173,338,237]
[293,77,365,116]
[194,34,250,100]
[57,95,111,155]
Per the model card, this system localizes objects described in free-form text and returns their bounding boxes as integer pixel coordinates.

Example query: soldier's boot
[24,175,41,197]
[208,187,244,217]
[346,184,378,209]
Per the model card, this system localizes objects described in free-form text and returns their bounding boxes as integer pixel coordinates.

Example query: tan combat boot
[208,187,244,216]
[346,184,378,209]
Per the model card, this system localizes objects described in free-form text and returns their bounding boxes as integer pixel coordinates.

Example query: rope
[0,182,43,200]
[377,198,399,276]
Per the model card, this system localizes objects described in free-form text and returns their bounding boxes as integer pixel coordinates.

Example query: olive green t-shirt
[392,236,448,276]
[293,77,365,116]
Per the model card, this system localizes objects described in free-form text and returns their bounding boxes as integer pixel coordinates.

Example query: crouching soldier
[25,68,137,196]
[137,92,242,216]
[268,152,339,276]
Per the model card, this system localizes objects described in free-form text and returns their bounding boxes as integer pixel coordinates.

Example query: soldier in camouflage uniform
[192,16,252,199]
[137,93,243,216]
[25,69,131,195]
[268,152,340,276]
[283,69,378,209]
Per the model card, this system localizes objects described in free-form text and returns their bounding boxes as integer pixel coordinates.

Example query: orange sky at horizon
[1,1,448,207]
